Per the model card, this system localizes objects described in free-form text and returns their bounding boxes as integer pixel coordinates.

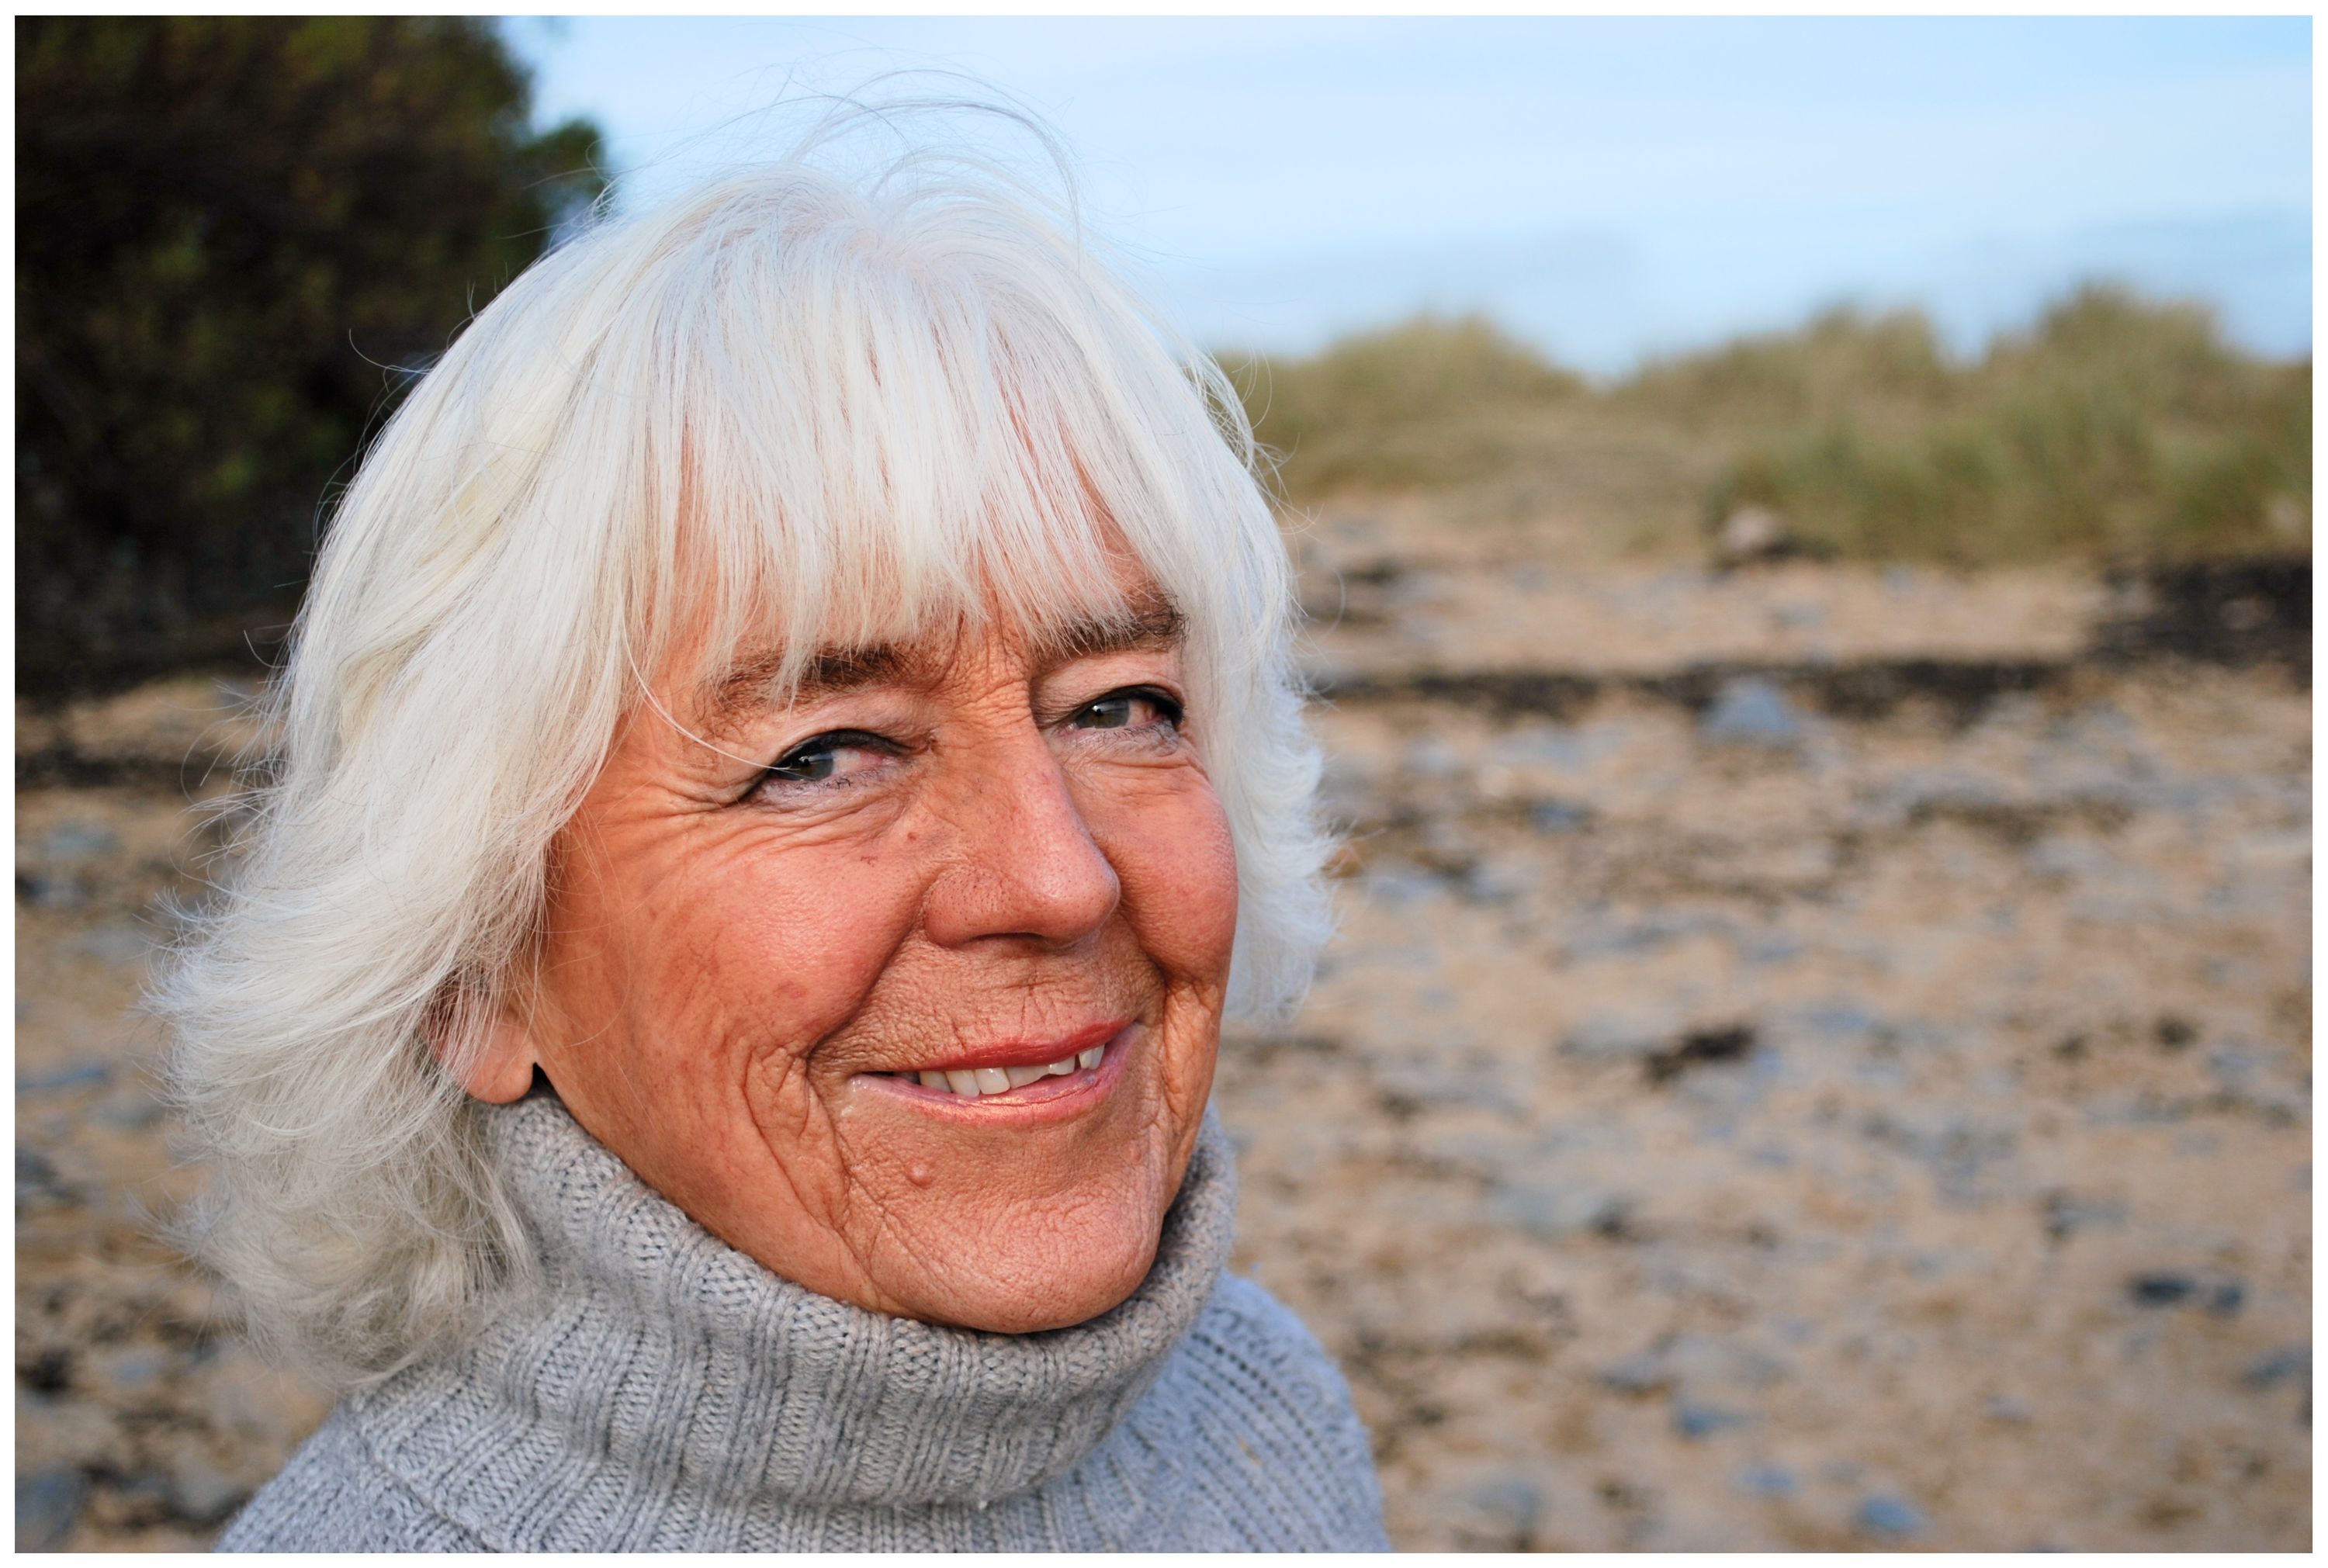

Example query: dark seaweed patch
[1644,1025,1758,1086]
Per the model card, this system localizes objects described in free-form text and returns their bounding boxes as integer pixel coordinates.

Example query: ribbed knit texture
[217,1093,1390,1551]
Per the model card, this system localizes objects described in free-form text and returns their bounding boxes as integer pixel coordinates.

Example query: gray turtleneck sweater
[217,1094,1390,1551]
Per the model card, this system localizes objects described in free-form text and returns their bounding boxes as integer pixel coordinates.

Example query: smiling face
[456,577,1238,1333]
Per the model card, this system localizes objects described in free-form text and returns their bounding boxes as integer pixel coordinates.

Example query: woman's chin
[885,1199,1168,1334]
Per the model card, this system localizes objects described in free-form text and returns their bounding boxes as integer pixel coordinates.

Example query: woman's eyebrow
[701,644,922,732]
[698,601,1184,729]
[1042,601,1187,665]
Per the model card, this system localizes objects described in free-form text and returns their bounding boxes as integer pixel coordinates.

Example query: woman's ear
[427,987,542,1105]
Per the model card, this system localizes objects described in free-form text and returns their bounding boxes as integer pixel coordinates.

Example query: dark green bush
[18,17,604,694]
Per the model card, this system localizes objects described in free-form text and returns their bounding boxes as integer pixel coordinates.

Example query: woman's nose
[920,734,1121,950]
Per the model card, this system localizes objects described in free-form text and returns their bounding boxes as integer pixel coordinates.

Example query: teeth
[900,1046,1110,1096]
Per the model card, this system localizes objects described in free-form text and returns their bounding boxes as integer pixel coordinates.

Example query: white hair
[154,102,1332,1390]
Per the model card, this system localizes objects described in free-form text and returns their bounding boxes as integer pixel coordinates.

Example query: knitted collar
[353,1090,1237,1523]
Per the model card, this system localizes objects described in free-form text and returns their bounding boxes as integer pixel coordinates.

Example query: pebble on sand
[2126,1272,2198,1307]
[1671,1398,1752,1440]
[1855,1494,1930,1538]
[36,821,120,864]
[1731,1464,1796,1498]
[2241,1345,2309,1390]
[16,1061,113,1096]
[16,1468,88,1552]
[1460,1473,1542,1544]
[1699,677,1808,749]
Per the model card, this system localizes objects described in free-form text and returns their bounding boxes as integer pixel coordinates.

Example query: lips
[885,1044,1101,1099]
[875,1018,1124,1075]
[861,1020,1133,1103]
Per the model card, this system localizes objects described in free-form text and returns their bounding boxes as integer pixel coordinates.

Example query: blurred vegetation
[1235,316,1587,494]
[18,17,604,696]
[15,18,2302,701]
[1229,287,2310,566]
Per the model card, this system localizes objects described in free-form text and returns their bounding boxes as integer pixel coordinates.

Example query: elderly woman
[159,118,1388,1552]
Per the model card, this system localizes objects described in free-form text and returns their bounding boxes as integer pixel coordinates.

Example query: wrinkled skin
[456,582,1238,1333]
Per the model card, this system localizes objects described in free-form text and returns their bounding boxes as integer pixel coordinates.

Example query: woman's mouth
[861,1021,1133,1104]
[888,1044,1103,1099]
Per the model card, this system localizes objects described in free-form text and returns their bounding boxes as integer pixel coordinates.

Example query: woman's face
[464,580,1238,1334]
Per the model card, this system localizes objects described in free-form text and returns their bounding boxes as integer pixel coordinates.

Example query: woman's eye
[757,732,892,791]
[1071,689,1182,732]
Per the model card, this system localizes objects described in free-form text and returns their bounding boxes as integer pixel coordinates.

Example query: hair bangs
[630,189,1207,705]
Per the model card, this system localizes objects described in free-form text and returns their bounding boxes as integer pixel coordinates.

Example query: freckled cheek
[719,864,930,1046]
[1102,787,1240,983]
[566,826,928,1063]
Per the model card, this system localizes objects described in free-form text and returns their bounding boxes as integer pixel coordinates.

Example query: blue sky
[504,16,2310,376]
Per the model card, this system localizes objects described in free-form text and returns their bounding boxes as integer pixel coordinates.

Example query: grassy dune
[1221,286,2311,566]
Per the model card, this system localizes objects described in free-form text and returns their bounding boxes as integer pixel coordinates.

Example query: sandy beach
[16,511,2310,1550]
